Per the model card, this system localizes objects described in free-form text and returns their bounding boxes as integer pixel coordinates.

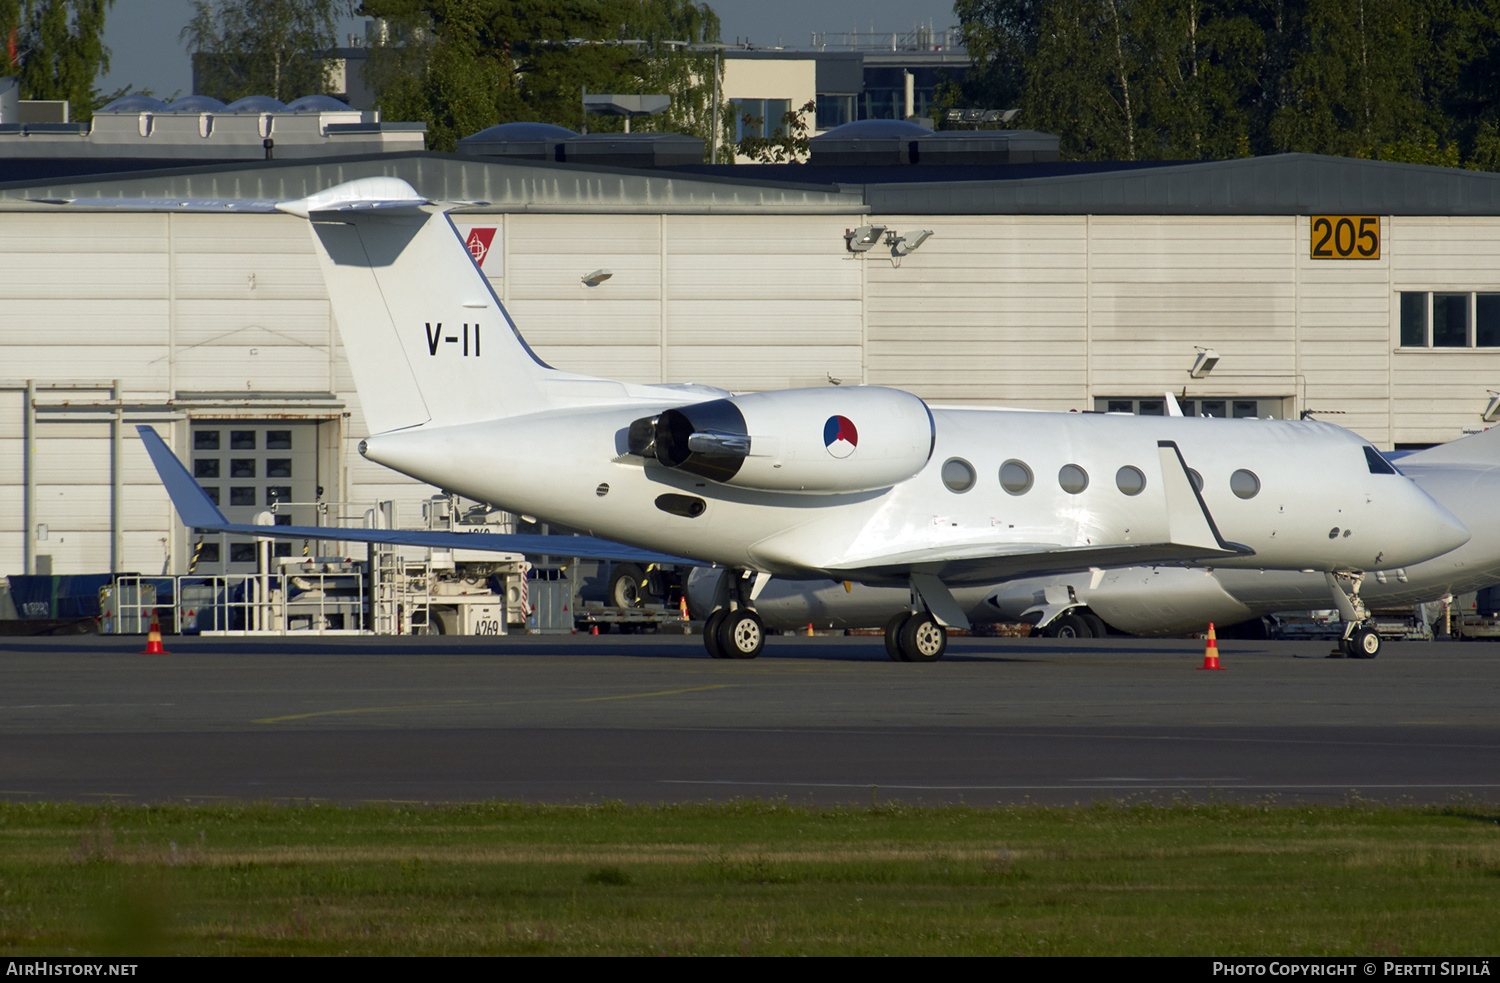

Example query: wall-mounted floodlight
[946,107,1018,127]
[1190,347,1220,379]
[845,226,887,252]
[582,268,613,287]
[892,229,933,255]
[1483,390,1500,423]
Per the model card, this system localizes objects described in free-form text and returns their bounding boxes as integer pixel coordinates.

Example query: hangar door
[187,421,321,575]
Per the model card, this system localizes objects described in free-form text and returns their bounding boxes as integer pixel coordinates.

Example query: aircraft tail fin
[1399,425,1500,466]
[293,181,555,434]
[41,178,570,435]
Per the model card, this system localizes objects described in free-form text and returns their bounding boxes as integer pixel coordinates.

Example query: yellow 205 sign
[1310,215,1380,259]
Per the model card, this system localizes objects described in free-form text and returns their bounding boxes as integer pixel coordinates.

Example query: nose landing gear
[1341,623,1382,659]
[1328,571,1381,659]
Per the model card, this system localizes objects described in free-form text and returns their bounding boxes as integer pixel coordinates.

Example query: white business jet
[86,178,1468,660]
[730,426,1500,658]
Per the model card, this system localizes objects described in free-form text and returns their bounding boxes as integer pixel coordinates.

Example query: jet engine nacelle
[629,386,935,493]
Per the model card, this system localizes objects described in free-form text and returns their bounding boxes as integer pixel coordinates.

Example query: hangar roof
[0,152,865,215]
[4,150,1500,216]
[857,153,1500,215]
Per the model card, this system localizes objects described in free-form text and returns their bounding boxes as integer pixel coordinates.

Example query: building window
[1399,291,1500,348]
[816,94,855,129]
[189,421,318,577]
[732,98,792,142]
[1095,397,1283,419]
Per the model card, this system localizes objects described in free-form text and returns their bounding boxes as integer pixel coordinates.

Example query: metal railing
[104,566,369,636]
[809,28,965,52]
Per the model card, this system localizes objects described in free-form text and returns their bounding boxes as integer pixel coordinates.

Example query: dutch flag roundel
[824,415,858,459]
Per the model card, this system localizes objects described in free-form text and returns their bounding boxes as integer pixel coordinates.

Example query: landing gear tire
[884,612,908,661]
[1346,625,1381,659]
[718,609,766,660]
[1079,612,1108,638]
[898,613,947,663]
[608,563,657,608]
[703,609,728,658]
[1044,613,1091,639]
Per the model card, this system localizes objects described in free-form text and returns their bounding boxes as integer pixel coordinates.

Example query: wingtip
[135,424,231,530]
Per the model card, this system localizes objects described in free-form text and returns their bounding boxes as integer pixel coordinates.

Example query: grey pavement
[0,633,1495,806]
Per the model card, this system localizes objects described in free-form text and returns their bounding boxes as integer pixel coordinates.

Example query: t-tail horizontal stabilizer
[135,426,698,566]
[32,177,440,215]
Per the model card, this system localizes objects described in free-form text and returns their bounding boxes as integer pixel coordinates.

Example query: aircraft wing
[820,440,1252,586]
[825,540,1253,588]
[136,426,699,566]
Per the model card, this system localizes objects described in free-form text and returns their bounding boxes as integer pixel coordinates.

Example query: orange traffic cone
[1198,622,1223,670]
[679,595,689,621]
[590,624,599,635]
[141,610,169,655]
[806,622,815,636]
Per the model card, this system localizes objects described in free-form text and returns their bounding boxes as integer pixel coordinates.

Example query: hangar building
[2,149,1499,578]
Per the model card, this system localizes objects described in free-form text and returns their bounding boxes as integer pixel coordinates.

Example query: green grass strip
[0,798,1497,956]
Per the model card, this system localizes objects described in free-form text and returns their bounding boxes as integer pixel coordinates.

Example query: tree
[961,0,1500,167]
[953,0,1042,111]
[1134,0,1262,160]
[1022,0,1146,160]
[737,99,814,162]
[1,0,113,120]
[1269,0,1433,157]
[361,0,507,152]
[360,0,730,155]
[181,0,355,103]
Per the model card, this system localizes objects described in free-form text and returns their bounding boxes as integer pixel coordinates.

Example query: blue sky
[98,0,962,100]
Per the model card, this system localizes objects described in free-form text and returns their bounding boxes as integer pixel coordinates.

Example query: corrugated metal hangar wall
[2,153,1499,576]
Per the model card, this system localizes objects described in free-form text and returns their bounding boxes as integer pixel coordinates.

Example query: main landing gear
[702,569,766,659]
[703,606,766,659]
[883,610,948,662]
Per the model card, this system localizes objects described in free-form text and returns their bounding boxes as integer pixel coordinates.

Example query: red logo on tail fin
[465,227,498,267]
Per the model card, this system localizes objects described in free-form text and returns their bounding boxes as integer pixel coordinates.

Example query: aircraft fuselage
[361,400,1467,585]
